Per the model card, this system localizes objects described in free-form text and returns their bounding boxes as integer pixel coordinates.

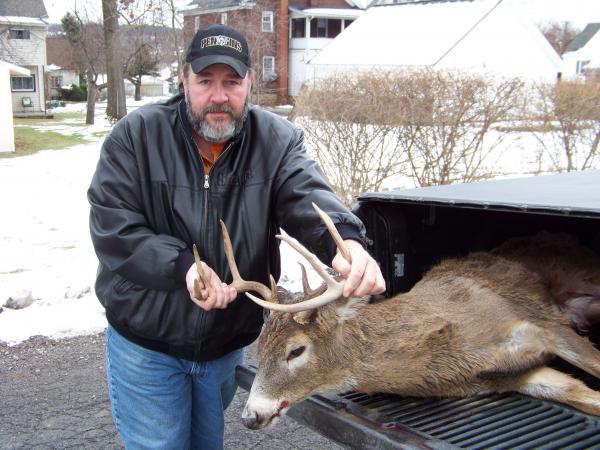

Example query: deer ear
[292,309,315,325]
[334,296,369,323]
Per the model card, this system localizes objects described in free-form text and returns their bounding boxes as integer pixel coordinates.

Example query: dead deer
[196,204,600,429]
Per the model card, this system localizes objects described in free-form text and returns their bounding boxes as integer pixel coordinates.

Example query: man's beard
[185,91,249,144]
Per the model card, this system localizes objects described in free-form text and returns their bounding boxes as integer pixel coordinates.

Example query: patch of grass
[1,127,90,158]
[14,111,86,127]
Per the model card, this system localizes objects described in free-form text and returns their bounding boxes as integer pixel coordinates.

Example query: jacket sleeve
[273,127,366,265]
[88,129,190,291]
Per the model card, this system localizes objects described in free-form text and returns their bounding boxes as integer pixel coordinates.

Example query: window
[11,75,35,91]
[262,11,273,32]
[576,60,590,75]
[221,13,227,25]
[50,76,63,88]
[9,29,30,39]
[291,18,305,38]
[310,19,342,38]
[262,56,275,81]
[194,16,200,32]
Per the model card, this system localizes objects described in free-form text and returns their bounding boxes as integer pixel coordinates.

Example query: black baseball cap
[185,25,251,78]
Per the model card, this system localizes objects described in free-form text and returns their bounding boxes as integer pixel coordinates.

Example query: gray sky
[43,0,600,26]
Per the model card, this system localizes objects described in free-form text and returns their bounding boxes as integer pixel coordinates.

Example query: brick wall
[46,36,82,71]
[182,0,355,104]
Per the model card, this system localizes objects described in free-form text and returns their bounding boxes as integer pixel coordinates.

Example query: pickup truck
[237,170,600,449]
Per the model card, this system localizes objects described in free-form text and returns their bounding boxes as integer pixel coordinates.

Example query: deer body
[241,231,600,429]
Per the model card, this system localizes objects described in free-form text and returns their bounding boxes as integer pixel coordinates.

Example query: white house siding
[308,0,561,84]
[289,38,330,96]
[0,20,47,113]
[48,69,80,98]
[562,30,600,78]
[0,61,29,152]
[287,8,364,97]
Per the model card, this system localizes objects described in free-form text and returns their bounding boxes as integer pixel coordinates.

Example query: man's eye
[287,346,305,361]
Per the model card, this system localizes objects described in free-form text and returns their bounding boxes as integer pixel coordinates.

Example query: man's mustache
[202,104,234,116]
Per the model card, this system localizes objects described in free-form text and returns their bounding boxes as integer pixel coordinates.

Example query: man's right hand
[186,262,237,311]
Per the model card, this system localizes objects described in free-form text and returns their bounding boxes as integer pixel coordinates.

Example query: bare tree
[539,21,580,55]
[294,72,406,206]
[529,80,600,172]
[294,70,525,202]
[102,0,127,121]
[394,70,524,186]
[154,0,185,79]
[124,41,160,100]
[61,12,106,124]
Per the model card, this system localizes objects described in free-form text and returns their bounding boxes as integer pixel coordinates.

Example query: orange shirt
[192,130,226,175]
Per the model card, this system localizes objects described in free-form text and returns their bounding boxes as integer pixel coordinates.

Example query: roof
[357,170,600,219]
[0,60,30,76]
[180,0,254,14]
[308,0,561,80]
[289,7,364,19]
[0,0,48,19]
[565,23,600,53]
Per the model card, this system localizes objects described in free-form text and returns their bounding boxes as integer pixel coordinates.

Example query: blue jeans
[105,325,243,450]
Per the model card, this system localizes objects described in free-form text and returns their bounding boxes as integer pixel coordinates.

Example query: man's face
[183,63,251,143]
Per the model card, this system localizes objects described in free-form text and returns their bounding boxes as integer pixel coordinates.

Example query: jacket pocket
[113,274,135,295]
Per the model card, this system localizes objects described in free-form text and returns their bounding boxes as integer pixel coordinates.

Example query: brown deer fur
[241,232,600,429]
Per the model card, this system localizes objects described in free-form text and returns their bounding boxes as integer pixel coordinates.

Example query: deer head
[195,203,369,428]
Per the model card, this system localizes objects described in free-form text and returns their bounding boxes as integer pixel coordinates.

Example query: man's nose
[210,84,228,103]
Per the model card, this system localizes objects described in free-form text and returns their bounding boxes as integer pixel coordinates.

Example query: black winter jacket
[88,95,366,361]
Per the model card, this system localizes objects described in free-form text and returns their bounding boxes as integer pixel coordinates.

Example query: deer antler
[219,220,278,301]
[194,206,352,313]
[189,244,209,307]
[190,223,277,308]
[245,203,352,313]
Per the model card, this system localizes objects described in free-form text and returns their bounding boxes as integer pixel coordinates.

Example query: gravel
[0,333,343,450]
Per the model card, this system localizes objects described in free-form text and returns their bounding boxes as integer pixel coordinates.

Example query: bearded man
[87,25,384,449]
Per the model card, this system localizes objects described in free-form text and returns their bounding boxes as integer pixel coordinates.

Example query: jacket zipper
[202,141,233,190]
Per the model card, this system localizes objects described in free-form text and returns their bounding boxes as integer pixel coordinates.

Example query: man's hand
[331,239,386,298]
[186,262,237,311]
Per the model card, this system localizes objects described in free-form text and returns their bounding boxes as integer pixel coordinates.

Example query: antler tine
[312,202,352,263]
[219,220,276,302]
[245,204,352,313]
[299,262,327,298]
[192,244,209,302]
[245,230,345,312]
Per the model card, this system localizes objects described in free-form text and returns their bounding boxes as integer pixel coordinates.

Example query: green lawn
[5,127,87,158]
[3,108,105,158]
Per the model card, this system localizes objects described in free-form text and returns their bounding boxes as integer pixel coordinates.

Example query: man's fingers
[332,239,386,298]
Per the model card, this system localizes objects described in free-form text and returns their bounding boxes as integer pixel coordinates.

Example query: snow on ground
[0,97,320,345]
[0,96,578,345]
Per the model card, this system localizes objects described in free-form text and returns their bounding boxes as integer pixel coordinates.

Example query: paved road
[0,333,344,450]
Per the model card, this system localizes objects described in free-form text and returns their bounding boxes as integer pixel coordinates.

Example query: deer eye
[287,346,305,361]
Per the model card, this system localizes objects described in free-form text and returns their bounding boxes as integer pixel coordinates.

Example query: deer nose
[241,410,259,429]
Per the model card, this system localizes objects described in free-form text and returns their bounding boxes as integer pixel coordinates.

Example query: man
[88,24,385,449]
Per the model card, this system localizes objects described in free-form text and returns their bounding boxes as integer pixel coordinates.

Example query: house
[308,0,562,83]
[0,61,29,152]
[46,24,83,98]
[180,0,364,103]
[0,0,49,115]
[562,23,600,79]
[45,64,80,98]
